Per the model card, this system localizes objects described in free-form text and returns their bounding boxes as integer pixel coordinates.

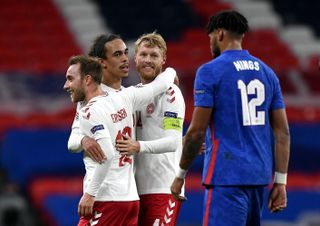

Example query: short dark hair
[88,34,122,59]
[68,55,102,84]
[206,10,249,35]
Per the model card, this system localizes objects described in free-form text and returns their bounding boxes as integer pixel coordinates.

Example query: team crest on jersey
[146,103,155,114]
[90,124,104,134]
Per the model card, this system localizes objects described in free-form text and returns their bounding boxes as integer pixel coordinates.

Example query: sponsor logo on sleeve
[194,89,205,94]
[90,124,104,134]
[164,111,177,118]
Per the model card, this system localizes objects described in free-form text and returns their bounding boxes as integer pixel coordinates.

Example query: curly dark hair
[206,10,249,35]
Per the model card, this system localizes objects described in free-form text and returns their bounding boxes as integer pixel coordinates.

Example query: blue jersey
[194,50,285,186]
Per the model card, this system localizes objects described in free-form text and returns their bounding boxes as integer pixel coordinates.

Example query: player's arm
[67,105,85,152]
[78,108,115,216]
[150,67,176,96]
[271,108,290,177]
[179,107,211,170]
[124,67,176,110]
[268,108,290,213]
[117,89,185,154]
[67,104,105,163]
[116,129,181,155]
[85,137,115,195]
[171,106,212,201]
[138,88,185,154]
[78,137,115,216]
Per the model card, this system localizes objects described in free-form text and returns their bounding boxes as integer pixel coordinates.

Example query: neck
[102,74,122,90]
[141,78,153,85]
[222,39,242,52]
[84,85,104,104]
[140,70,162,85]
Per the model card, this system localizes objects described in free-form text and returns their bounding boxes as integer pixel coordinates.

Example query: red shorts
[78,200,139,226]
[138,194,182,226]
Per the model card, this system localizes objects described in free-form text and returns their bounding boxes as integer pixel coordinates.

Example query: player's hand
[81,136,105,164]
[115,134,140,155]
[78,193,95,217]
[268,183,287,213]
[170,177,187,202]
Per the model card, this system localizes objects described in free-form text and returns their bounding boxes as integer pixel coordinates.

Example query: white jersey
[68,84,125,151]
[80,93,138,201]
[69,68,176,201]
[135,84,185,195]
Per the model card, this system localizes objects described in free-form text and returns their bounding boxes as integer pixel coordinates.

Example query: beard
[71,88,86,103]
[138,64,162,83]
[212,47,221,59]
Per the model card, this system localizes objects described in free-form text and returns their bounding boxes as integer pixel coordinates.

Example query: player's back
[195,50,285,186]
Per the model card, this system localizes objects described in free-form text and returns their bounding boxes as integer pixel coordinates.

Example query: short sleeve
[161,85,185,132]
[79,106,111,141]
[194,64,215,108]
[270,72,285,110]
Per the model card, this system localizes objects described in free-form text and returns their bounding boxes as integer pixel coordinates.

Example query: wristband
[274,172,287,185]
[176,167,188,179]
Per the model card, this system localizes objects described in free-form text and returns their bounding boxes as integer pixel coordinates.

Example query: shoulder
[197,61,214,74]
[76,101,86,111]
[194,60,221,86]
[196,58,224,77]
[161,84,185,108]
[80,96,108,117]
[126,83,144,90]
[167,84,183,94]
[164,84,183,98]
[122,83,144,94]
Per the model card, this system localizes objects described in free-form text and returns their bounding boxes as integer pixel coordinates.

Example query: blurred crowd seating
[0,0,81,73]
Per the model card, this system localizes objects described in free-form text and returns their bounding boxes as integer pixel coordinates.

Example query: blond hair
[135,32,167,57]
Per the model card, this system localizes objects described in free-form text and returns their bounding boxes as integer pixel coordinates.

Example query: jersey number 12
[237,79,265,126]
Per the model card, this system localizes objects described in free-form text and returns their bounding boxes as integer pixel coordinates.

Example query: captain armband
[163,117,183,132]
[274,172,287,185]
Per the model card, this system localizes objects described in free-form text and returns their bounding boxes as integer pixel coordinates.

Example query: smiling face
[134,40,166,84]
[102,39,129,79]
[63,63,86,103]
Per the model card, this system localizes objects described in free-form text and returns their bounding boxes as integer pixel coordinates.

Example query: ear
[162,55,166,66]
[99,58,107,69]
[218,29,224,42]
[134,54,138,64]
[84,74,92,85]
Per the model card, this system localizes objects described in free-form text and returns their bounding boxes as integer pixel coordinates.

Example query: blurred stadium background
[0,0,320,225]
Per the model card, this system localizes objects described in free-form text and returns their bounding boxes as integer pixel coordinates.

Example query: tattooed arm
[171,107,212,201]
